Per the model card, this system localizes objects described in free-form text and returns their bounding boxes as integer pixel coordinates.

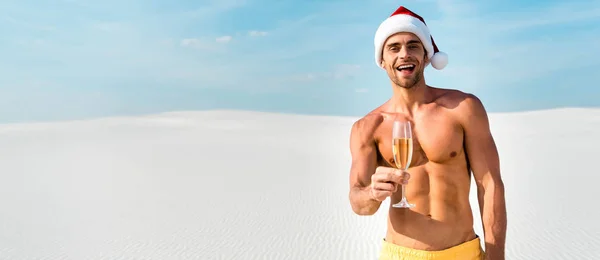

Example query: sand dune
[0,108,599,259]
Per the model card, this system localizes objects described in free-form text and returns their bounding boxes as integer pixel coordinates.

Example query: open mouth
[396,64,416,73]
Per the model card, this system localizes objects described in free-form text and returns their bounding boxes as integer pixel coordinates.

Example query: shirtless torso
[349,87,481,251]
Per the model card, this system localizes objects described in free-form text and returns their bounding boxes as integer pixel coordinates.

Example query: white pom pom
[430,51,448,70]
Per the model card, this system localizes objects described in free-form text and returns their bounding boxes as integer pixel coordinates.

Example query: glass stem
[401,184,406,200]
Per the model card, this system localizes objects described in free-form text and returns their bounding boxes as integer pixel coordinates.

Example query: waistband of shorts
[380,235,482,259]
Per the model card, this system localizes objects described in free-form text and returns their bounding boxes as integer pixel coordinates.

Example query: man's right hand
[370,166,410,202]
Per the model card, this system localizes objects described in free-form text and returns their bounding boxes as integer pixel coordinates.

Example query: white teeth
[397,64,415,70]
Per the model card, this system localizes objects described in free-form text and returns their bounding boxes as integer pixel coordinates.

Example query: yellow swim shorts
[379,236,485,260]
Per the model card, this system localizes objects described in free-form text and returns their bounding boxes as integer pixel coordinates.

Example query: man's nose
[397,46,409,58]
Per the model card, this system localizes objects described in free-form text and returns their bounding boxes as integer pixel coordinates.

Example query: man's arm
[348,114,383,216]
[459,94,507,259]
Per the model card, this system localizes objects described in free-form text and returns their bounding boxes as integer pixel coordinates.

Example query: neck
[390,80,430,115]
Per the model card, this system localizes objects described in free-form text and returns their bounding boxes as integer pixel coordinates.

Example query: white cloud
[248,30,268,37]
[332,64,361,80]
[215,35,232,43]
[180,38,204,48]
[178,35,232,53]
[179,38,226,51]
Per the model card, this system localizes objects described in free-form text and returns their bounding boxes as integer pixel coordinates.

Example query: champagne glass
[391,120,415,208]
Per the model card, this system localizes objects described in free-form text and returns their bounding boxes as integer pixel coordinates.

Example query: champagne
[392,137,413,169]
[391,120,415,208]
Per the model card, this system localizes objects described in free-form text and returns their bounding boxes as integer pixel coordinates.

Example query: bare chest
[374,115,465,168]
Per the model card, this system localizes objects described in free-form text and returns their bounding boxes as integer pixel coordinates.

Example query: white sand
[0,108,599,259]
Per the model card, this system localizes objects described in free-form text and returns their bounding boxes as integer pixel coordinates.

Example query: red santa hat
[374,6,448,70]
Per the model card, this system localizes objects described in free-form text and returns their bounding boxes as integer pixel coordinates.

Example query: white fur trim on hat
[374,10,448,70]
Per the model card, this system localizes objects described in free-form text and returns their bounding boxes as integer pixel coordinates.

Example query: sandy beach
[0,108,599,259]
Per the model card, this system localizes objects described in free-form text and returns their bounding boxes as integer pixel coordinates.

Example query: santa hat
[374,6,448,70]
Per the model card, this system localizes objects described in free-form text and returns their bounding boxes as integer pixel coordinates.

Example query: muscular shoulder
[433,88,487,123]
[455,93,488,126]
[350,112,384,145]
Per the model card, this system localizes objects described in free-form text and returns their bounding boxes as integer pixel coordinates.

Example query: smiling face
[380,32,429,89]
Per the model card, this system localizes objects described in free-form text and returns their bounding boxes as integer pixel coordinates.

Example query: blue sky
[1,0,599,123]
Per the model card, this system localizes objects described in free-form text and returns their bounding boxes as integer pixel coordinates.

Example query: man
[348,6,507,260]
